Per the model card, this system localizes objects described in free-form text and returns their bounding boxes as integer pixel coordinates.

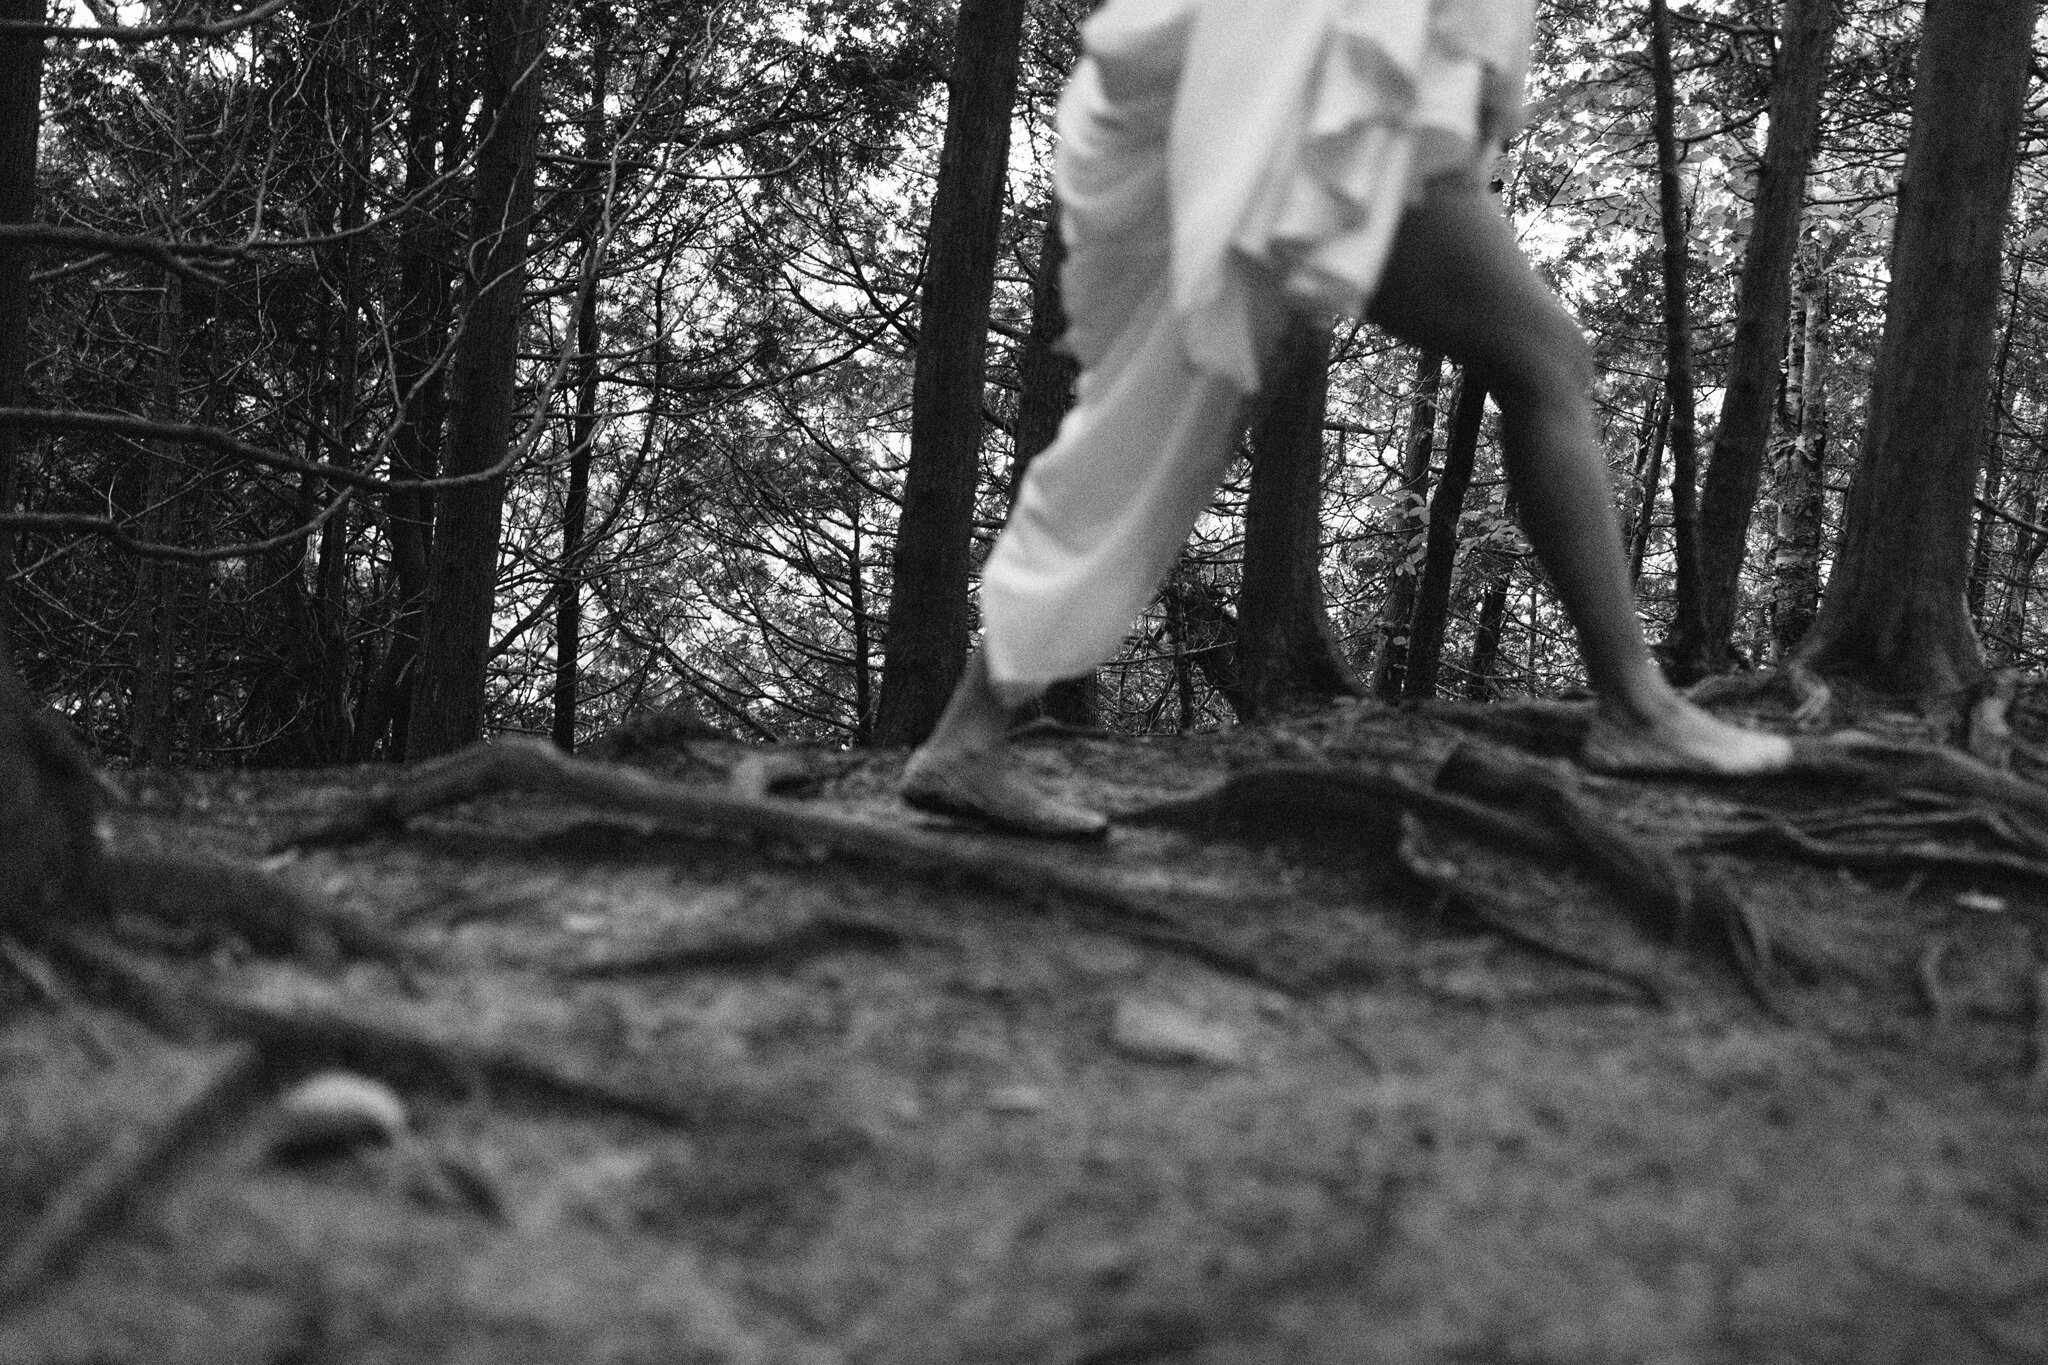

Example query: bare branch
[0,486,355,566]
[0,408,532,496]
[0,224,229,286]
[0,0,291,42]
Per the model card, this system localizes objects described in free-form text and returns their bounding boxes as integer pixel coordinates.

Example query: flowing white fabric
[981,0,1537,698]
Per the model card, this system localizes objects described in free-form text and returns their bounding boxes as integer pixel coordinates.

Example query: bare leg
[1366,174,1790,774]
[900,652,1109,837]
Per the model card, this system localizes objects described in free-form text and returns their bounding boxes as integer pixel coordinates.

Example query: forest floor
[3,686,2048,1365]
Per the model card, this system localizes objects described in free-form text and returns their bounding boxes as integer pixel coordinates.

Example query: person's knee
[1471,304,1593,412]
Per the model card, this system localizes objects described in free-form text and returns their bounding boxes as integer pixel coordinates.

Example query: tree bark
[1627,386,1669,585]
[872,0,1027,746]
[355,0,454,760]
[1793,0,2036,696]
[1690,0,1840,667]
[0,0,42,657]
[1990,457,2045,661]
[1009,200,1095,726]
[406,0,552,757]
[1968,259,2023,623]
[1160,573,1247,721]
[1401,373,1486,700]
[552,22,610,754]
[1374,350,1443,700]
[131,60,191,766]
[1465,491,1519,700]
[1646,0,1707,680]
[1770,259,1829,661]
[1236,314,1360,718]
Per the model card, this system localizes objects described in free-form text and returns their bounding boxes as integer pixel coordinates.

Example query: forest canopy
[0,0,2042,766]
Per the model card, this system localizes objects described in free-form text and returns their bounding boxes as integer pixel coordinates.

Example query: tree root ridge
[0,1040,273,1310]
[282,735,1192,922]
[1127,745,1783,1011]
[45,930,831,1135]
[558,915,921,977]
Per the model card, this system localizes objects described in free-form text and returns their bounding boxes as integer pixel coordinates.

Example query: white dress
[978,0,1537,700]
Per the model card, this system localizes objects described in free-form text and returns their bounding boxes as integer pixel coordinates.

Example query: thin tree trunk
[1465,491,1519,700]
[1690,0,1840,666]
[0,0,43,658]
[1402,373,1486,700]
[1237,314,1361,719]
[872,0,1028,746]
[355,0,454,760]
[1160,574,1246,722]
[1968,259,2024,623]
[1009,200,1095,726]
[306,48,371,762]
[1794,0,2035,695]
[132,67,189,767]
[406,0,553,757]
[1375,350,1443,700]
[1770,260,1829,661]
[1628,387,1669,584]
[1991,458,2044,660]
[1647,0,1706,679]
[552,24,610,753]
[848,500,874,739]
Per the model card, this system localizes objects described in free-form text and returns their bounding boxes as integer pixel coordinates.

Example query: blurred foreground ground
[3,695,2046,1364]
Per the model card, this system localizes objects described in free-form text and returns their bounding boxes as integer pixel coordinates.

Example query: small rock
[1109,999,1244,1068]
[269,1070,408,1161]
[1955,890,2007,914]
[987,1084,1049,1114]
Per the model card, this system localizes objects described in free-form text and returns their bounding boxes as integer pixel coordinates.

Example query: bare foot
[1580,696,1794,777]
[901,745,1109,839]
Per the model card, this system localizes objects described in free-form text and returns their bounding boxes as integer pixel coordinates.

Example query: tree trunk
[1690,0,1840,667]
[1793,0,2035,696]
[1375,350,1443,700]
[0,0,42,656]
[1770,259,1829,661]
[131,66,190,767]
[1968,259,2024,623]
[1991,459,2044,660]
[552,24,610,754]
[355,0,454,760]
[872,0,1027,746]
[1236,314,1361,718]
[1401,373,1486,700]
[1465,491,1519,700]
[1160,574,1247,720]
[406,0,552,757]
[1009,200,1095,726]
[0,647,101,929]
[1647,0,1707,680]
[1628,386,1669,584]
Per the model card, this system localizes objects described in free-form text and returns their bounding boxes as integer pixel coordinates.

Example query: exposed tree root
[0,1040,272,1309]
[1965,670,2020,768]
[1395,817,1665,1004]
[47,930,837,1136]
[1698,817,2048,885]
[1128,746,1780,1011]
[98,849,416,967]
[1779,736,2048,833]
[279,736,1241,930]
[558,915,923,977]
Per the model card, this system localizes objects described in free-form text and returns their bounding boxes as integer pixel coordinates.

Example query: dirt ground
[3,693,2047,1365]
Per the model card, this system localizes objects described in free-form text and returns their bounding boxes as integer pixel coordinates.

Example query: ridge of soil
[3,693,2045,1364]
